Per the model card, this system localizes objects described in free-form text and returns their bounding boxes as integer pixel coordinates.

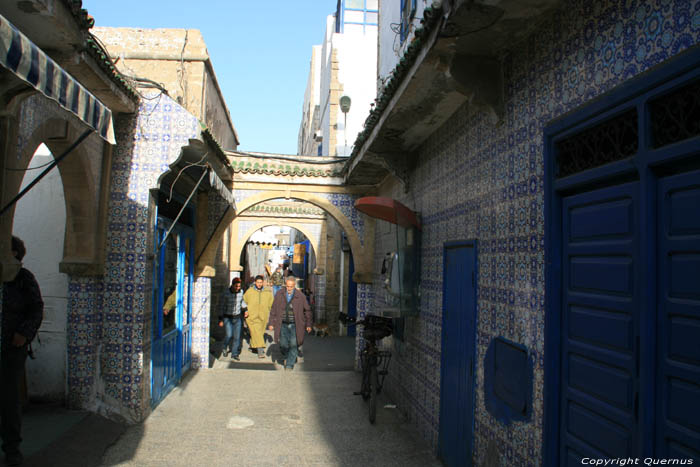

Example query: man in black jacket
[1,236,43,466]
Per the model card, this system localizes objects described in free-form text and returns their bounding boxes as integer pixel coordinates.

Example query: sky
[82,0,336,155]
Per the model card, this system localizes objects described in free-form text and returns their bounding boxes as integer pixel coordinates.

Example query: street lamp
[340,95,351,156]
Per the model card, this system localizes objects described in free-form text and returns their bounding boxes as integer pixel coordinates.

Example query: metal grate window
[555,109,639,178]
[650,78,700,148]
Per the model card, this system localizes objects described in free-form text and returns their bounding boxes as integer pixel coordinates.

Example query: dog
[312,323,330,337]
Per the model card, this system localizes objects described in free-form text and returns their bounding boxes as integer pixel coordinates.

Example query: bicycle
[341,313,393,424]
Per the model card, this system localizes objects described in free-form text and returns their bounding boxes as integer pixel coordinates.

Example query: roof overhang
[344,0,561,187]
[160,138,236,209]
[0,13,116,142]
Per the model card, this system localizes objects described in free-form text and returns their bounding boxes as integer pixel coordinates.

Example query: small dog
[312,323,330,337]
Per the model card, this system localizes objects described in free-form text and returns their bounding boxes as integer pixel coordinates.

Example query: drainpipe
[338,251,345,335]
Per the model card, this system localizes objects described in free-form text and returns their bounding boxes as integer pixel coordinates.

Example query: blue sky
[83,1,336,154]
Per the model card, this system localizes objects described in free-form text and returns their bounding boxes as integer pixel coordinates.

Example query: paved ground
[19,404,125,467]
[100,335,441,467]
[9,335,441,467]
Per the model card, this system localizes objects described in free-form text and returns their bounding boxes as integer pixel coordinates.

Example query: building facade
[347,0,700,465]
[1,1,237,422]
[298,0,379,157]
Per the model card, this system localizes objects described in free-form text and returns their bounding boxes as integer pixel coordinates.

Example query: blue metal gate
[439,241,477,466]
[151,218,194,407]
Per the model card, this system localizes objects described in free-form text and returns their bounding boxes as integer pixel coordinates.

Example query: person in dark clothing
[218,278,247,360]
[1,236,43,466]
[268,276,312,371]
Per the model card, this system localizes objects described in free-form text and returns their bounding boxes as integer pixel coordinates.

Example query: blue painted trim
[438,239,478,465]
[543,43,700,467]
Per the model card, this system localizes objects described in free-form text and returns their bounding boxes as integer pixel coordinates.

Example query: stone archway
[0,114,108,278]
[234,191,373,283]
[231,219,323,273]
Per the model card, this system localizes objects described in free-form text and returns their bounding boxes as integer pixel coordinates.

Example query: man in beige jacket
[243,275,274,358]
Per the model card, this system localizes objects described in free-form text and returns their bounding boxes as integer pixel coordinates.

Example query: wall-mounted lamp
[340,95,351,156]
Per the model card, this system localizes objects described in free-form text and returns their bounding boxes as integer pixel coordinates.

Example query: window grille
[650,78,700,148]
[555,109,639,178]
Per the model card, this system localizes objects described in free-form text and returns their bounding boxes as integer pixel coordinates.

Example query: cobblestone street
[99,336,441,467]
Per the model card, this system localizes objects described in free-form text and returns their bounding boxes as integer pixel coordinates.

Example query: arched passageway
[234,191,373,283]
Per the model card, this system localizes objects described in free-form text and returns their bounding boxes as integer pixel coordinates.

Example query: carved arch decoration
[219,190,374,283]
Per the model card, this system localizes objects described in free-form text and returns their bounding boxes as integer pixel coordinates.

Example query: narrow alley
[2,1,700,466]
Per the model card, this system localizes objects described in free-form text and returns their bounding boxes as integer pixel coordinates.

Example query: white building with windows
[297,0,378,157]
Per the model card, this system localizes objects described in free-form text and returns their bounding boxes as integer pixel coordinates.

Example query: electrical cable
[5,159,55,171]
[166,152,209,203]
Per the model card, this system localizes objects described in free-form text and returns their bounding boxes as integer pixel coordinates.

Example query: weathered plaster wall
[92,27,238,150]
[374,0,700,464]
[13,146,69,401]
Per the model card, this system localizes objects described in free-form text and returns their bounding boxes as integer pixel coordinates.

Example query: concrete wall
[373,0,700,464]
[92,27,238,150]
[13,145,69,401]
[298,45,322,156]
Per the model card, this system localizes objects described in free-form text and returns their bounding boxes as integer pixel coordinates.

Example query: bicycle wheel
[360,363,370,401]
[369,364,378,424]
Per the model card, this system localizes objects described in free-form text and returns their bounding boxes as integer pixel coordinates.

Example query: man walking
[270,264,284,296]
[218,278,246,360]
[1,236,43,466]
[268,276,312,371]
[243,275,273,359]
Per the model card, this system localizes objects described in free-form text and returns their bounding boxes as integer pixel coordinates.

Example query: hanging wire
[5,159,55,172]
[166,152,209,203]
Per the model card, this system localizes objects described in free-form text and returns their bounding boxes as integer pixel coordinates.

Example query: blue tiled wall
[375,0,700,464]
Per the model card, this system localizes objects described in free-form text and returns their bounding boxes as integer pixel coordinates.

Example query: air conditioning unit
[314,130,323,142]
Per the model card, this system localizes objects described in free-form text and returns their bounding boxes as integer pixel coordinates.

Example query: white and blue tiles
[374,0,700,464]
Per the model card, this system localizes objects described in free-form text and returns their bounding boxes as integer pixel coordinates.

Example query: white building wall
[13,144,69,401]
[300,12,378,157]
[378,0,429,91]
[334,29,377,157]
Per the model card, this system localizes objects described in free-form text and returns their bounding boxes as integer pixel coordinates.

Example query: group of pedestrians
[218,274,312,370]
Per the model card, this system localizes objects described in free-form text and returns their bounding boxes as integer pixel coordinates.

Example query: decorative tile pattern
[372,0,700,464]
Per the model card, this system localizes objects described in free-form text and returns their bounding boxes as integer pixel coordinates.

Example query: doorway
[151,216,194,407]
[439,241,477,466]
[544,48,700,463]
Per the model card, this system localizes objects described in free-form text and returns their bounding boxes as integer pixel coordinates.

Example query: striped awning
[0,14,115,144]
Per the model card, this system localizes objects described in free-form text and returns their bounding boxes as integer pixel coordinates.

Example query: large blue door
[439,242,477,467]
[656,170,700,460]
[560,182,641,461]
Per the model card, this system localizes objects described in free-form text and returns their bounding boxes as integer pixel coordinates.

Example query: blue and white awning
[0,13,116,144]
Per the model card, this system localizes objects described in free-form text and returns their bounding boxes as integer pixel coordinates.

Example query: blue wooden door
[151,219,194,407]
[439,242,476,467]
[656,170,700,460]
[559,182,641,461]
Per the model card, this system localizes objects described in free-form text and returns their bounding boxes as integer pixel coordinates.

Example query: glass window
[367,0,378,9]
[162,234,178,335]
[345,10,365,22]
[346,0,364,8]
[366,11,378,23]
